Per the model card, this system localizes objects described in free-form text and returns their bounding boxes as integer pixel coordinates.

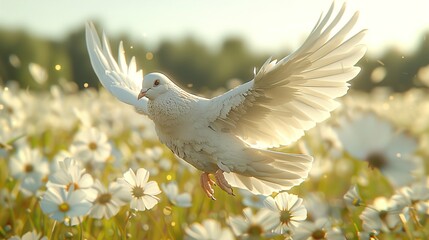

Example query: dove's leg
[200,172,216,200]
[214,169,235,196]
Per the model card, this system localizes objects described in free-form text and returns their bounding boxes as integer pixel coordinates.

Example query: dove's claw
[200,172,216,200]
[215,169,234,196]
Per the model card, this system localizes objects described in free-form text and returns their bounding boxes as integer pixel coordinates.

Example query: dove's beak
[137,89,148,100]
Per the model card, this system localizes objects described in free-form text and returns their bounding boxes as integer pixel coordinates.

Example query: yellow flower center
[88,142,98,151]
[311,229,327,239]
[58,202,70,212]
[96,193,112,204]
[247,224,263,236]
[379,210,388,220]
[66,182,79,191]
[24,164,34,173]
[367,152,387,170]
[352,198,361,206]
[280,210,292,224]
[132,186,144,198]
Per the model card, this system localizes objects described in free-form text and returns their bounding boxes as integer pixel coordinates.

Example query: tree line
[1,25,429,93]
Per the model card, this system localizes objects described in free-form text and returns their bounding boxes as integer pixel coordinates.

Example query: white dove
[85,2,366,199]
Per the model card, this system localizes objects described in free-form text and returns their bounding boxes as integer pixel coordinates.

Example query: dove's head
[138,73,172,100]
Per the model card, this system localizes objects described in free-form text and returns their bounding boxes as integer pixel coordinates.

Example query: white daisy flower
[161,181,192,208]
[8,230,47,240]
[118,168,161,211]
[131,147,167,176]
[390,179,429,215]
[336,113,420,187]
[0,87,26,128]
[293,218,346,240]
[304,193,329,221]
[40,186,92,225]
[89,180,130,219]
[264,192,307,234]
[47,157,96,201]
[9,145,49,196]
[9,145,49,180]
[228,207,279,239]
[344,184,363,208]
[0,189,15,208]
[0,118,22,153]
[360,197,403,233]
[185,219,234,240]
[70,127,112,163]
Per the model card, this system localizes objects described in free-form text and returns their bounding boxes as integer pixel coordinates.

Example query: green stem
[399,213,414,240]
[50,221,57,239]
[78,218,83,240]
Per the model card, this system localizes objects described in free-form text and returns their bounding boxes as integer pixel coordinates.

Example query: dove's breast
[147,91,250,173]
[147,92,193,128]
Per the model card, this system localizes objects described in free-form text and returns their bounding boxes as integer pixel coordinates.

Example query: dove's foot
[214,169,235,196]
[200,172,216,200]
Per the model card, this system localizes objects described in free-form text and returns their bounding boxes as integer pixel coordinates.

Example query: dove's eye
[154,79,160,87]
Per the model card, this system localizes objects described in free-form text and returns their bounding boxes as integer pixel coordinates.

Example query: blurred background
[1,0,429,94]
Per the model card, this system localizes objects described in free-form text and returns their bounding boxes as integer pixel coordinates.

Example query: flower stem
[50,221,57,239]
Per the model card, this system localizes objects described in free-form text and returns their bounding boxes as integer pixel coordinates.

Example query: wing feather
[85,22,148,114]
[206,2,366,148]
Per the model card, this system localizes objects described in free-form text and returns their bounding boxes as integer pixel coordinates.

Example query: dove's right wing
[85,22,148,114]
[205,2,366,149]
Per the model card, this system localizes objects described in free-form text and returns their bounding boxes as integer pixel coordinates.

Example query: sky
[0,0,429,56]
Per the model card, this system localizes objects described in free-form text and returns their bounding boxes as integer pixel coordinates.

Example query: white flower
[131,147,168,176]
[293,218,345,240]
[185,219,234,240]
[119,168,161,211]
[239,189,267,209]
[390,179,429,215]
[9,145,49,180]
[344,185,363,208]
[89,180,130,219]
[0,87,26,128]
[8,231,47,240]
[9,145,49,196]
[228,207,279,239]
[47,157,96,201]
[264,192,307,234]
[304,193,329,221]
[161,181,192,207]
[40,186,92,225]
[0,189,15,208]
[336,113,420,187]
[359,197,403,233]
[0,118,22,153]
[70,127,112,163]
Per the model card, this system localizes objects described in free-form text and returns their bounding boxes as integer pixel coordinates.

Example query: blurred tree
[212,38,263,88]
[1,26,429,93]
[157,37,214,91]
[65,27,97,89]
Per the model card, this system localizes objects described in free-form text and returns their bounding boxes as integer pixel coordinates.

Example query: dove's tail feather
[224,148,313,195]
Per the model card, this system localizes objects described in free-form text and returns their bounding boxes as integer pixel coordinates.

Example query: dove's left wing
[85,22,148,114]
[206,3,366,149]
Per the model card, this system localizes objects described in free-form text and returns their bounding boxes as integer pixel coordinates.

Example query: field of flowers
[1,81,429,239]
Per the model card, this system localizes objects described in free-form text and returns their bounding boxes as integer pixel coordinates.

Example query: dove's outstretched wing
[207,2,366,149]
[85,22,148,114]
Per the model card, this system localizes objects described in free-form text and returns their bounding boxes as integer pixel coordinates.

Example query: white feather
[85,22,148,114]
[207,2,366,149]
